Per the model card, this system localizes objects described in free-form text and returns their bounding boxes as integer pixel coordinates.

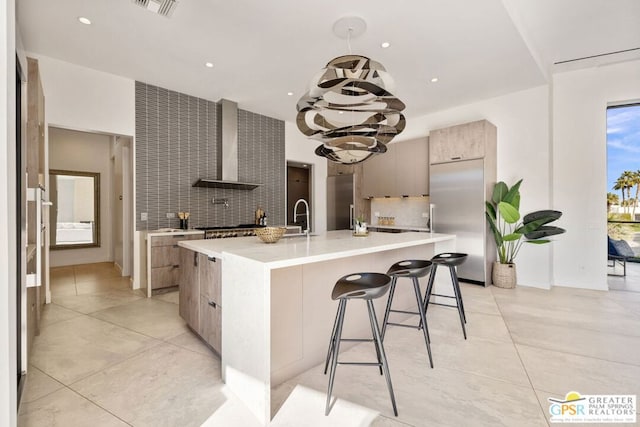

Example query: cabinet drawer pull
[208,256,216,262]
[172,265,179,269]
[451,156,462,160]
[208,301,217,308]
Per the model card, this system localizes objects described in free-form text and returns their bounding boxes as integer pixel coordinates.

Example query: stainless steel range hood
[192,99,262,190]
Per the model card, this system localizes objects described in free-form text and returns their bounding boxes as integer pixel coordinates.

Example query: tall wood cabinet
[179,248,222,354]
[428,119,497,286]
[25,57,47,358]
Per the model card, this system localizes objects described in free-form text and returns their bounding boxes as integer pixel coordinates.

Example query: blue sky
[607,104,640,197]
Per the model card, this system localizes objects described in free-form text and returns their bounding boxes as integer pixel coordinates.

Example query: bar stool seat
[381,260,434,368]
[424,253,468,339]
[323,272,398,416]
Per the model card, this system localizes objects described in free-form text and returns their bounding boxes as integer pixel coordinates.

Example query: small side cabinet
[178,248,222,354]
[198,254,222,353]
[146,232,203,297]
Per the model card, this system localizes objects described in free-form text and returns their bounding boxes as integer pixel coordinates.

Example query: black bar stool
[423,253,468,339]
[323,272,397,416]
[381,260,434,368]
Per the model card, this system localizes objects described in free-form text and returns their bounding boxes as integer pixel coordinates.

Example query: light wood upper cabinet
[362,138,429,198]
[429,120,496,164]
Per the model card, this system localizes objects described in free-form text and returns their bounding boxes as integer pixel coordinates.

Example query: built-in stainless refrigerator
[327,175,354,231]
[430,159,492,285]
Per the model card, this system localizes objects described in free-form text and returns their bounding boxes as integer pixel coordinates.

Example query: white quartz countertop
[146,229,204,238]
[178,230,454,269]
[369,225,430,232]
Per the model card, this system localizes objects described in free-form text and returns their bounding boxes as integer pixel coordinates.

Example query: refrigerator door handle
[349,204,354,230]
[429,203,435,232]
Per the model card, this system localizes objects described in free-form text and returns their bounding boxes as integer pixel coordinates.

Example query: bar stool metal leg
[380,276,398,341]
[423,264,437,315]
[367,300,384,376]
[449,266,467,339]
[323,302,342,374]
[366,300,398,417]
[325,299,346,416]
[412,277,433,368]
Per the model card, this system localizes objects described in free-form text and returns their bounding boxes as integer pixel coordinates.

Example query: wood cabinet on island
[178,230,455,425]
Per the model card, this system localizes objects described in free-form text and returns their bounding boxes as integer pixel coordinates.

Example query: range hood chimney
[193,99,261,190]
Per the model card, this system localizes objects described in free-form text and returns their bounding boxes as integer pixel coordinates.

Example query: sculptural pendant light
[296,16,406,164]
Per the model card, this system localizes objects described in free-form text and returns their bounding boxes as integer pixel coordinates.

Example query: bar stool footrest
[429,293,456,299]
[428,301,459,309]
[387,321,421,330]
[338,361,383,367]
[389,309,420,315]
[339,338,374,343]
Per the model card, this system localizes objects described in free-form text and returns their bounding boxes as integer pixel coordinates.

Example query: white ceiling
[16,0,640,123]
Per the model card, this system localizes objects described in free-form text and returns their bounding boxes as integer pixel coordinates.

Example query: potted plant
[354,215,368,234]
[485,179,565,288]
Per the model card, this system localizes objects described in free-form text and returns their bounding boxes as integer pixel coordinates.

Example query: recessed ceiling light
[287,92,294,96]
[381,42,390,49]
[430,77,439,83]
[78,17,92,25]
[205,62,214,68]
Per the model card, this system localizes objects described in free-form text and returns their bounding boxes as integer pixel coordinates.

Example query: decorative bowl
[255,226,287,243]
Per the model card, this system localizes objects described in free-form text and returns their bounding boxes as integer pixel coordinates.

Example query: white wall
[552,60,640,290]
[402,86,553,288]
[284,122,328,233]
[32,55,135,136]
[49,127,113,266]
[1,0,17,424]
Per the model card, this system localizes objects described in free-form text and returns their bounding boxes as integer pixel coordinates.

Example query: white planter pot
[492,262,517,289]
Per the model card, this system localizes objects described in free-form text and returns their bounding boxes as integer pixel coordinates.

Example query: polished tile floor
[19,263,640,426]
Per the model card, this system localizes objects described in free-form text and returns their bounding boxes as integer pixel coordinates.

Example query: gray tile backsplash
[135,82,285,231]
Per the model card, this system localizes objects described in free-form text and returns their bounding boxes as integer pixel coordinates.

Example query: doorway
[48,128,134,278]
[287,162,312,231]
[606,103,640,291]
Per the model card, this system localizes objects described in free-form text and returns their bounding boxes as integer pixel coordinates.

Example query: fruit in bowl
[255,227,287,243]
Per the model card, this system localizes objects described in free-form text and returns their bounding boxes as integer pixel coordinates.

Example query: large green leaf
[498,201,520,224]
[492,182,509,204]
[485,212,503,247]
[503,233,522,241]
[524,226,566,240]
[515,218,548,234]
[525,239,551,244]
[503,179,522,208]
[522,210,562,226]
[485,201,496,221]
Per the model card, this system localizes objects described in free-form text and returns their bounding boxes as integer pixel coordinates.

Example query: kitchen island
[179,230,455,424]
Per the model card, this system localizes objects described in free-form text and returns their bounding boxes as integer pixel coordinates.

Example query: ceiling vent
[132,0,178,17]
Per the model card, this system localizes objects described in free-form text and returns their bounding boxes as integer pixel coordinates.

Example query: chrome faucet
[293,198,310,234]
